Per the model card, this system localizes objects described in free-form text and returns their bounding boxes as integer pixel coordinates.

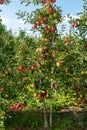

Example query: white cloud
[63,14,79,23]
[17,19,25,24]
[1,17,10,24]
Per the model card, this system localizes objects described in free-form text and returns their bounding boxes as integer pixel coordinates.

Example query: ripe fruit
[49,7,54,13]
[51,26,56,31]
[75,99,81,105]
[71,22,78,28]
[35,21,40,26]
[44,26,48,31]
[37,63,41,68]
[64,39,69,44]
[34,93,38,98]
[49,0,56,3]
[32,84,36,88]
[0,87,4,92]
[45,95,48,99]
[51,50,56,58]
[42,0,47,4]
[74,87,80,92]
[43,38,49,42]
[33,24,37,29]
[83,44,87,48]
[43,16,47,22]
[46,30,50,34]
[53,83,58,89]
[4,71,9,75]
[15,105,19,110]
[30,65,35,71]
[23,68,28,73]
[42,90,47,96]
[54,20,59,24]
[40,20,45,24]
[19,103,25,108]
[53,13,57,17]
[37,94,42,98]
[9,105,15,110]
[17,66,23,71]
[38,15,42,20]
[0,1,4,4]
[56,61,63,67]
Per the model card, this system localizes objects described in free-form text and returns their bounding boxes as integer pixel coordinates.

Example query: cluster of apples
[75,99,87,105]
[33,16,47,29]
[9,103,25,111]
[17,65,36,72]
[42,0,56,4]
[33,83,58,99]
[44,25,56,35]
[17,66,28,73]
[34,90,48,99]
[71,22,78,28]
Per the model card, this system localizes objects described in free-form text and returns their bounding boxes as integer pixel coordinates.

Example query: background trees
[0,0,87,129]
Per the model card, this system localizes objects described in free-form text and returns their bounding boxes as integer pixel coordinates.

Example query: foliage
[0,0,87,129]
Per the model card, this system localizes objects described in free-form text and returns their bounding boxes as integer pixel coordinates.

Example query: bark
[43,98,48,129]
[49,36,54,128]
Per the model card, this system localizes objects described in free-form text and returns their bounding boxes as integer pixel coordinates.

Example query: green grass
[3,108,87,130]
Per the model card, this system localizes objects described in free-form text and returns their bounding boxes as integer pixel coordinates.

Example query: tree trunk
[43,98,48,129]
[49,36,54,128]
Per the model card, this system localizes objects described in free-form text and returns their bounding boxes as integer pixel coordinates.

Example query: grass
[3,107,87,130]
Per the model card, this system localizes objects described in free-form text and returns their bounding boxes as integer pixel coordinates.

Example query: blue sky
[0,0,84,35]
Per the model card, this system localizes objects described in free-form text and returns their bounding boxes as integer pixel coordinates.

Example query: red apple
[74,87,80,92]
[43,38,49,42]
[9,105,15,110]
[51,26,56,31]
[23,68,28,73]
[37,94,42,98]
[0,1,4,4]
[15,105,19,110]
[36,21,40,26]
[38,15,42,20]
[64,39,69,44]
[32,84,36,88]
[30,65,35,71]
[33,24,37,29]
[42,0,47,4]
[75,99,81,104]
[37,63,41,68]
[43,16,47,22]
[45,95,48,99]
[53,83,58,89]
[49,7,54,13]
[0,87,4,92]
[49,0,56,3]
[44,26,48,31]
[71,22,78,28]
[19,103,25,108]
[46,30,50,34]
[40,20,45,24]
[17,66,23,71]
[81,99,86,104]
[83,44,87,48]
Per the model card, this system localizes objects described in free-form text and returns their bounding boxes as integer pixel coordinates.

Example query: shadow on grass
[4,107,87,130]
